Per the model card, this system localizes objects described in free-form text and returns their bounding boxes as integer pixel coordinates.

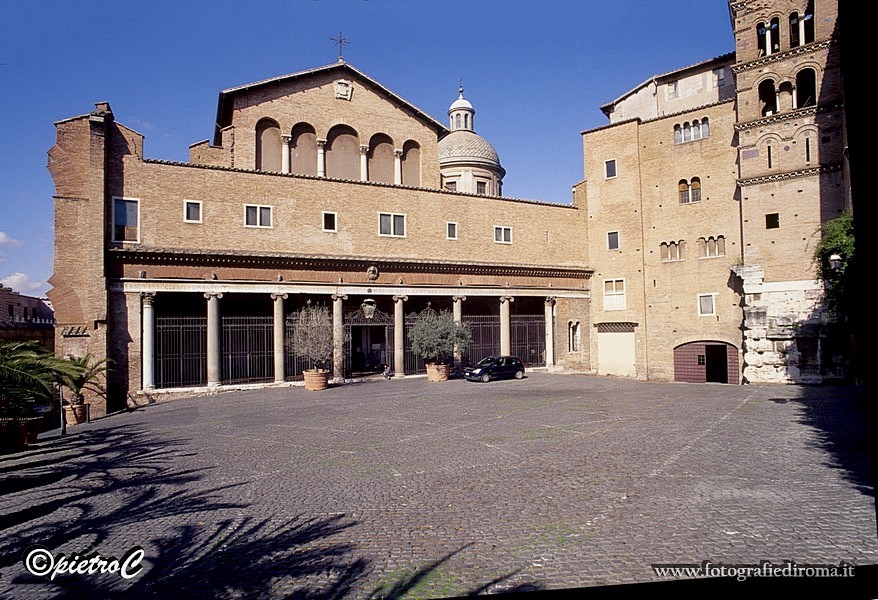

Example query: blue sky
[0,1,734,297]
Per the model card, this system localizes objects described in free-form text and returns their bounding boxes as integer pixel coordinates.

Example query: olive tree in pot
[289,302,334,391]
[408,309,472,382]
[61,354,111,425]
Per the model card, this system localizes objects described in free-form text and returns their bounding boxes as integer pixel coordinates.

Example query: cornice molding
[738,162,842,187]
[731,39,834,74]
[107,247,593,280]
[734,102,842,132]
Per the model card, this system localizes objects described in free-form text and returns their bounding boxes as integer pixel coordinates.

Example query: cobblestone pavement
[1,374,875,597]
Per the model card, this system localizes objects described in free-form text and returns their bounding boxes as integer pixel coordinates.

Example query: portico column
[393,295,408,377]
[544,297,556,367]
[317,139,327,178]
[332,294,347,380]
[205,292,223,387]
[281,134,291,174]
[393,149,403,185]
[272,293,288,383]
[359,145,369,181]
[500,296,514,356]
[141,292,156,390]
[453,295,466,366]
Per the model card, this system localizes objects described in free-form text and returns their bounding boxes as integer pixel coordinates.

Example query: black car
[464,356,525,382]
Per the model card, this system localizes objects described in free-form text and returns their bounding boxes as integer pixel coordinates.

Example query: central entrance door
[343,307,394,377]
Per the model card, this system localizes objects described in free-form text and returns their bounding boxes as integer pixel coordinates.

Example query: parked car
[464,356,525,382]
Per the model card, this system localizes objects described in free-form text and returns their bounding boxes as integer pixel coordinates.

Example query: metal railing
[222,316,273,385]
[156,316,207,389]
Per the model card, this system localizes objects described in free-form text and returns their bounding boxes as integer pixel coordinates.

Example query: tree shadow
[367,542,541,599]
[0,422,369,598]
[781,385,874,497]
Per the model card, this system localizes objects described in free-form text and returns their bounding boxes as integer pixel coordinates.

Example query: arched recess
[368,133,395,184]
[401,140,421,187]
[291,122,317,176]
[795,68,817,108]
[325,125,360,180]
[769,17,780,53]
[758,79,777,116]
[255,118,282,172]
[674,341,738,383]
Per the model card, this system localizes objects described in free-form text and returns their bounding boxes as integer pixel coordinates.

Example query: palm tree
[0,341,78,418]
[62,354,111,406]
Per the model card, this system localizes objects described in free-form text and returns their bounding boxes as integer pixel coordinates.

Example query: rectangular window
[244,204,272,228]
[113,197,139,242]
[607,231,620,250]
[603,279,626,311]
[184,200,202,223]
[697,354,706,366]
[713,68,725,87]
[604,159,617,179]
[476,181,487,195]
[805,136,811,162]
[379,212,406,237]
[765,213,780,229]
[668,81,678,99]
[494,226,512,244]
[322,211,337,232]
[698,293,716,316]
[446,222,458,240]
[445,180,457,192]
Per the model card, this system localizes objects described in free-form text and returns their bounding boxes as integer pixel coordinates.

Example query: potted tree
[0,341,77,449]
[61,354,111,426]
[408,309,472,382]
[289,302,334,391]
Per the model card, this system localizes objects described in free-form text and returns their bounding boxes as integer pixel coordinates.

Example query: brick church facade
[47,0,847,415]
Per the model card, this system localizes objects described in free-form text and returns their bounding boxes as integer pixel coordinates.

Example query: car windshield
[476,357,497,366]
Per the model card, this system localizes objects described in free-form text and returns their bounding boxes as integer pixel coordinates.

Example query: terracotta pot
[64,404,88,426]
[0,417,42,450]
[426,363,450,382]
[303,369,330,391]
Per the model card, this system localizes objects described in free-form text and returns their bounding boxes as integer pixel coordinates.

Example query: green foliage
[289,302,334,369]
[0,341,78,418]
[407,309,472,365]
[62,354,112,405]
[813,212,855,319]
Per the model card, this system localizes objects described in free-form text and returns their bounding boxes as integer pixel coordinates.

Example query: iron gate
[221,316,273,384]
[511,315,546,367]
[343,307,394,378]
[155,316,207,389]
[462,315,500,368]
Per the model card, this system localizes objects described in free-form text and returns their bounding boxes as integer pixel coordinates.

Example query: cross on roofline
[331,31,350,62]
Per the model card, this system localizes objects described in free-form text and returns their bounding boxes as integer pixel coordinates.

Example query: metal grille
[511,315,546,367]
[343,308,394,378]
[462,315,500,368]
[596,322,637,333]
[155,316,207,389]
[222,316,273,385]
[404,314,427,375]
